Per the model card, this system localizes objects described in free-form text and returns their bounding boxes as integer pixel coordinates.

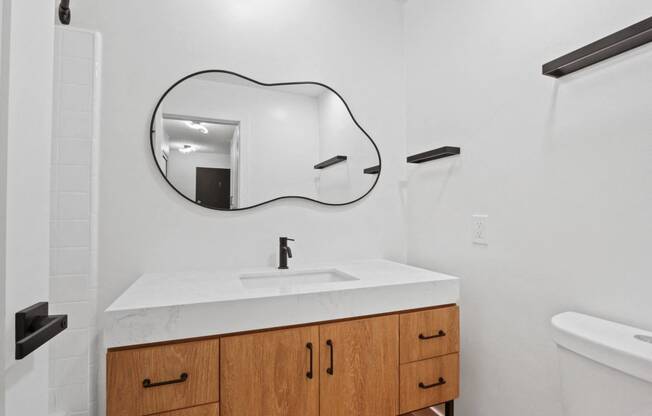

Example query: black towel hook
[59,0,71,25]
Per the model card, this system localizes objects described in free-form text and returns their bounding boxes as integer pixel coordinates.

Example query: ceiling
[162,118,236,154]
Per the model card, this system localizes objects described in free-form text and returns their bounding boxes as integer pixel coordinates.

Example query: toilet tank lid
[552,312,652,383]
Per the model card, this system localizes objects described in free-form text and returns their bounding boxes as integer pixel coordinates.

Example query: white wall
[89,2,406,413]
[1,0,54,414]
[317,91,377,202]
[91,0,406,303]
[404,1,652,415]
[167,150,230,201]
[0,0,6,412]
[49,26,101,416]
[161,78,322,205]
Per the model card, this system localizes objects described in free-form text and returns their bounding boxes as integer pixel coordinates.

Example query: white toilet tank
[552,312,652,416]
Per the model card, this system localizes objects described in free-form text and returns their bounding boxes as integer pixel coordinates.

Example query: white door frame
[0,0,7,412]
[162,112,248,208]
[0,0,54,414]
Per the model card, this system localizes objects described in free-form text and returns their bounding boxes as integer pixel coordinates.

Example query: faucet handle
[281,237,295,242]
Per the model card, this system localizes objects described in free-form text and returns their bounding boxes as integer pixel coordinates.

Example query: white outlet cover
[472,214,488,245]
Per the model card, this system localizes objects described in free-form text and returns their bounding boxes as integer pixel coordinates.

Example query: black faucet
[278,237,295,269]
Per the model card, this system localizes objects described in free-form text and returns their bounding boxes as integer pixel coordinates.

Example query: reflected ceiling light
[178,144,196,154]
[185,120,208,134]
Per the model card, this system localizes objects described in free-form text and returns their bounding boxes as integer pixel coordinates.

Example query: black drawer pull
[143,372,188,388]
[306,342,314,379]
[326,339,334,375]
[419,330,446,340]
[419,377,446,389]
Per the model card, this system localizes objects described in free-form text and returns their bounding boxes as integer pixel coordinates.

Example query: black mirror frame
[149,70,381,211]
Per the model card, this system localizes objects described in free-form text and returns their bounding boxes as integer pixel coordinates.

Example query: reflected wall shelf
[364,165,380,175]
[407,146,460,164]
[314,155,347,169]
[543,16,652,78]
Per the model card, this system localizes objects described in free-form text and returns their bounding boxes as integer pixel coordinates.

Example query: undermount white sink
[240,268,359,289]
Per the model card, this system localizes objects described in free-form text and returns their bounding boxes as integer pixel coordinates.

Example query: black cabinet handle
[326,339,334,375]
[419,377,446,389]
[306,342,314,379]
[419,330,446,340]
[143,372,188,388]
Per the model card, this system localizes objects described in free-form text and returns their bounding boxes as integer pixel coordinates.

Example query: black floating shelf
[407,146,460,164]
[363,165,380,175]
[543,16,652,78]
[15,302,67,360]
[314,155,347,169]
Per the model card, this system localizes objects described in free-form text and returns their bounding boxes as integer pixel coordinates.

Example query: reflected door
[196,167,231,209]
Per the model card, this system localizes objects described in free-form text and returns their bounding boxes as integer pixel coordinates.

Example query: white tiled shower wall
[49,27,101,416]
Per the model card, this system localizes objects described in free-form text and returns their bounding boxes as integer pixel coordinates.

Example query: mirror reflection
[151,71,380,210]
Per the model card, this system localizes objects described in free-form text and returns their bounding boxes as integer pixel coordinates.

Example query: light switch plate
[472,214,488,245]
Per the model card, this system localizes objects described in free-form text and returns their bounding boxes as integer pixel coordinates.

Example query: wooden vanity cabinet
[107,305,459,416]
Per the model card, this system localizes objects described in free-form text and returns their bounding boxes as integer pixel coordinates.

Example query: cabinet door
[319,315,399,416]
[221,326,319,416]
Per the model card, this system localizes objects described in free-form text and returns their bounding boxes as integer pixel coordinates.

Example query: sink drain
[634,334,652,344]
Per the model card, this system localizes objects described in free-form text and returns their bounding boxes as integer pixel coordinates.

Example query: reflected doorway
[196,167,231,209]
[158,114,242,209]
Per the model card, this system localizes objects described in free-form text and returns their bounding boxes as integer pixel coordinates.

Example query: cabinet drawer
[154,403,219,416]
[399,305,459,363]
[399,353,459,414]
[107,339,219,416]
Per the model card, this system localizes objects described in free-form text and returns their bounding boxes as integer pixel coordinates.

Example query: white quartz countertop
[104,259,460,348]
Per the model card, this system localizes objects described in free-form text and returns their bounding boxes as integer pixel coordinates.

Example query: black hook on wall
[59,0,71,25]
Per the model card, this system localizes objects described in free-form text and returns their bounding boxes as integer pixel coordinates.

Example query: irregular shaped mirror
[150,70,380,210]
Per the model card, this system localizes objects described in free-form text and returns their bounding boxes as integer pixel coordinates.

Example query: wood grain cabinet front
[399,305,459,364]
[107,339,219,416]
[399,353,459,414]
[153,403,219,416]
[220,325,320,416]
[319,314,399,416]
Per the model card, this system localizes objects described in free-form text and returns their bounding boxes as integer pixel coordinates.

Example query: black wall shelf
[314,155,347,169]
[543,16,652,78]
[407,146,460,164]
[363,165,380,175]
[15,302,67,360]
